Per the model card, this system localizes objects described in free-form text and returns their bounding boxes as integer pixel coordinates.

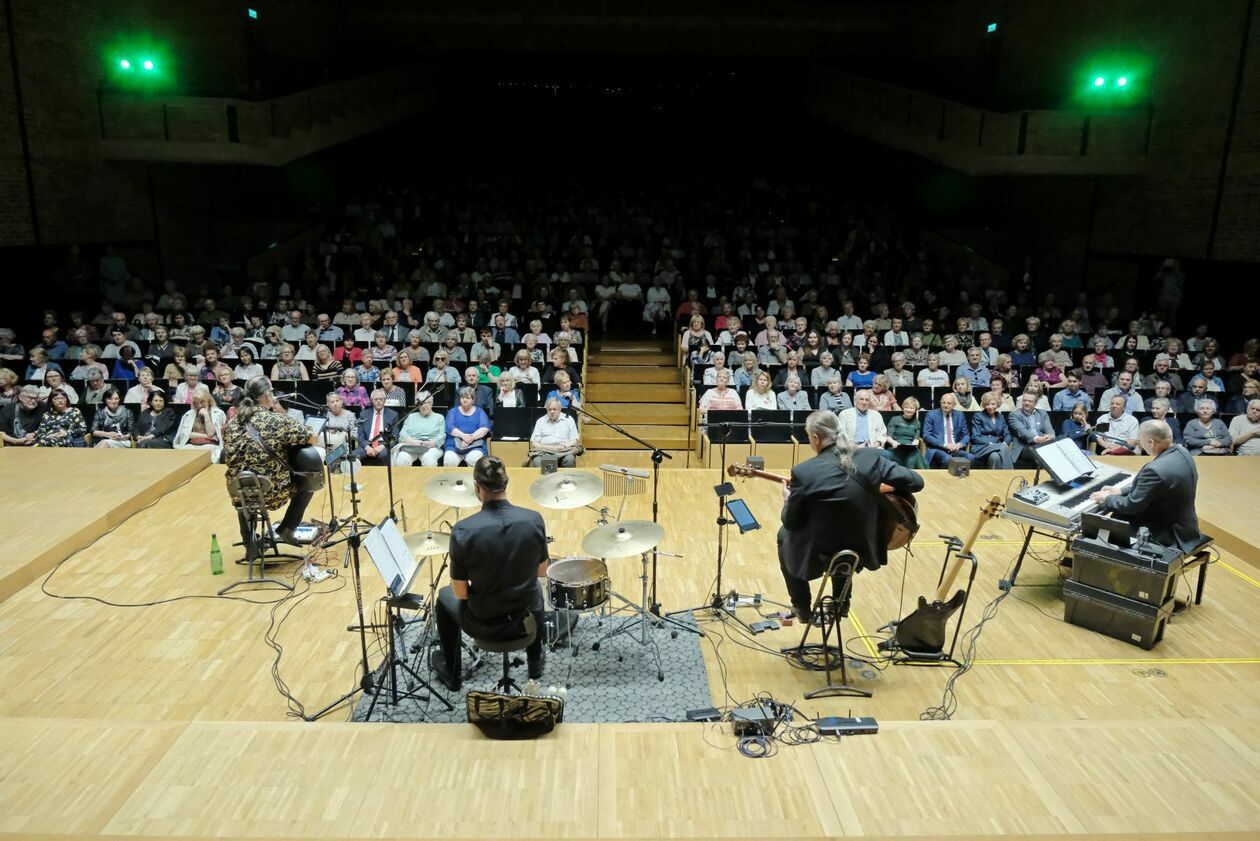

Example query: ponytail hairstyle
[472,454,509,494]
[236,375,272,425]
[804,410,855,474]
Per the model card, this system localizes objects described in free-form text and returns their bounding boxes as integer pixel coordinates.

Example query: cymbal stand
[591,551,665,682]
[569,404,689,631]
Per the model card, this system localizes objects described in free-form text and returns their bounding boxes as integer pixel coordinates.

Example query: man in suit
[778,411,924,623]
[1090,419,1203,553]
[922,392,973,469]
[433,455,550,690]
[1008,391,1055,467]
[354,388,399,466]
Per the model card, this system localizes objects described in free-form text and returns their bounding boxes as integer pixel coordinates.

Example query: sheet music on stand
[363,517,423,598]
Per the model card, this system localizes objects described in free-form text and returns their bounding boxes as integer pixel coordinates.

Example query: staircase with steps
[579,340,693,468]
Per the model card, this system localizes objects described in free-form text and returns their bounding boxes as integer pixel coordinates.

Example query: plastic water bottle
[210,534,224,575]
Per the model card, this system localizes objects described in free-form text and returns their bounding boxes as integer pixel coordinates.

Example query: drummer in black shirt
[433,455,549,691]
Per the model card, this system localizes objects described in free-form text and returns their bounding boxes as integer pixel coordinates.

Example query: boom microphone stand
[569,403,699,639]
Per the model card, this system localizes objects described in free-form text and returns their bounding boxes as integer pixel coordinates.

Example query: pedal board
[731,704,777,736]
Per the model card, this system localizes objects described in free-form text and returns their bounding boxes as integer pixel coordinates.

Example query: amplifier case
[1069,537,1184,607]
[1062,579,1173,651]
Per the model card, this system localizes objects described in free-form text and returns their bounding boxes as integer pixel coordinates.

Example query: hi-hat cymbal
[404,531,451,557]
[581,520,665,558]
[529,471,603,509]
[425,473,479,508]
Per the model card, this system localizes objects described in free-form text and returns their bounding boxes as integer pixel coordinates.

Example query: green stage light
[248,7,258,19]
[142,59,154,70]
[1094,76,1106,87]
[987,22,998,33]
[1117,76,1128,86]
[119,58,131,70]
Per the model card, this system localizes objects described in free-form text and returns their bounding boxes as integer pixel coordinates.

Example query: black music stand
[780,551,871,698]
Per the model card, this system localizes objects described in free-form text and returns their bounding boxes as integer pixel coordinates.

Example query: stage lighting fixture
[119,58,131,70]
[986,22,997,33]
[1094,76,1105,87]
[1117,76,1128,86]
[248,7,258,19]
[142,59,155,71]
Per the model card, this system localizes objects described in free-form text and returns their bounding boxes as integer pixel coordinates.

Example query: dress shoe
[792,603,813,625]
[428,650,461,692]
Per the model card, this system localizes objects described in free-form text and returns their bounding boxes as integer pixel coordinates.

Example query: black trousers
[436,584,545,681]
[777,532,853,617]
[236,489,315,560]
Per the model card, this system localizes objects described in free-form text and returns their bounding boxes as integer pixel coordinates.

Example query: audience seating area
[1,176,1257,465]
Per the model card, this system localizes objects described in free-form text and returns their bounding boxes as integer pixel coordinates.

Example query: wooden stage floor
[1,453,1258,839]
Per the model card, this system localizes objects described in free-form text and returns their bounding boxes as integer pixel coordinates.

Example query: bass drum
[288,445,326,492]
[546,556,610,612]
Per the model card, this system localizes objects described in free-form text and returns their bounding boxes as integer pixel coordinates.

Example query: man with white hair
[529,398,581,468]
[837,389,894,453]
[1229,400,1260,455]
[417,311,446,343]
[778,410,923,623]
[1090,419,1202,552]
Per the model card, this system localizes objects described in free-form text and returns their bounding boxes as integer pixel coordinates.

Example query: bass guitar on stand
[881,495,1004,658]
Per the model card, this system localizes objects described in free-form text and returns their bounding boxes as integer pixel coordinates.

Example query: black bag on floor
[465,690,564,739]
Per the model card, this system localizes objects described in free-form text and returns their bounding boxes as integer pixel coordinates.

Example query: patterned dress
[222,410,313,510]
[36,408,87,446]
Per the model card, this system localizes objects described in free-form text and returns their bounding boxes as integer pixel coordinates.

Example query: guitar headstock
[981,495,1004,518]
[727,464,754,478]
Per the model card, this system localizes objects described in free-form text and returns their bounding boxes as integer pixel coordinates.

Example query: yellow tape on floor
[975,657,1260,666]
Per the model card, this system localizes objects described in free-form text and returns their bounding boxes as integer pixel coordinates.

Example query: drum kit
[398,468,692,683]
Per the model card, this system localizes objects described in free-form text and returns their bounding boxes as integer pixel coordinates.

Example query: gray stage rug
[352,611,712,724]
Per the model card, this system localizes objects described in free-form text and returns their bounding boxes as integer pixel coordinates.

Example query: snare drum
[546,556,610,612]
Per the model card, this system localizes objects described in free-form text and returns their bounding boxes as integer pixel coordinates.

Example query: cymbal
[581,520,665,558]
[529,471,603,509]
[404,531,451,557]
[425,473,479,508]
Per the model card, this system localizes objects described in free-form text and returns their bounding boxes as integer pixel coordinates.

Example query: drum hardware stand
[591,550,666,682]
[782,551,871,698]
[570,405,687,630]
[877,534,978,668]
[404,553,483,678]
[308,521,378,720]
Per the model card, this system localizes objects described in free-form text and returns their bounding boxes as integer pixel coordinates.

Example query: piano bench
[1181,550,1211,607]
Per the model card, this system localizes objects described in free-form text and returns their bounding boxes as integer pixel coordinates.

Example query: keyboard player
[1089,419,1203,553]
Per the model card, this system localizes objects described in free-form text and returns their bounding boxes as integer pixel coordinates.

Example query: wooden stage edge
[0,449,211,603]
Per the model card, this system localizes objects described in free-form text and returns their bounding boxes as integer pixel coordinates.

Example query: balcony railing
[97,65,431,164]
[809,69,1153,175]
